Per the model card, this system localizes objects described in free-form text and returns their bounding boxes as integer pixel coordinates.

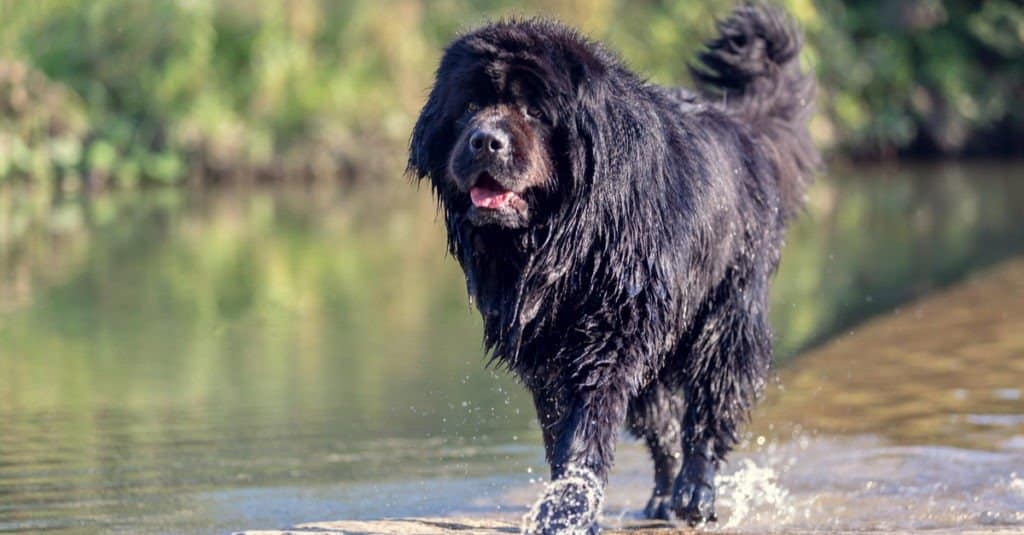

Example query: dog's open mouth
[470,172,522,210]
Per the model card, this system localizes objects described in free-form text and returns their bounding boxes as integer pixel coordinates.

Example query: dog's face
[446,98,554,228]
[409,20,606,230]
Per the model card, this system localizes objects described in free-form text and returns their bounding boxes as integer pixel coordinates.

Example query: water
[0,162,1023,533]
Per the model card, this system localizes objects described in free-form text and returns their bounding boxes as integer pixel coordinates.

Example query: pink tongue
[470,186,513,209]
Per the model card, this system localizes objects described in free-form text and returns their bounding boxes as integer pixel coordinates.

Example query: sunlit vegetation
[1,1,1021,187]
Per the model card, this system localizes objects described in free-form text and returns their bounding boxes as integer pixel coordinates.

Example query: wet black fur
[409,3,818,530]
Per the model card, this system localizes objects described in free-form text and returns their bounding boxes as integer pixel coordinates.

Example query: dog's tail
[690,2,820,217]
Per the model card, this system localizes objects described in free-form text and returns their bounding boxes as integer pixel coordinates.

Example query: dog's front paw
[521,466,603,535]
[672,457,718,526]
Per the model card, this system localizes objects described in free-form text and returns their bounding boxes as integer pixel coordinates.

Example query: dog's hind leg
[626,381,684,520]
[672,273,773,526]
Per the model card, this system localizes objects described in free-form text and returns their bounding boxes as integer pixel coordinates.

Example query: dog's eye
[466,102,480,113]
[525,105,544,120]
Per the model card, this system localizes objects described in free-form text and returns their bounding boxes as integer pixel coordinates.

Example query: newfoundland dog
[408,3,818,533]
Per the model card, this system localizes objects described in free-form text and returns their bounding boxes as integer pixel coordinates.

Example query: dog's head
[408,19,613,230]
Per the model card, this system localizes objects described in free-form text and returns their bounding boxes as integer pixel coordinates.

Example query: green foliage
[0,0,1021,186]
[811,0,1024,157]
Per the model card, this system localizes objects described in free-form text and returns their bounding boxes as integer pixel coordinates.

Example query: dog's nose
[468,126,509,156]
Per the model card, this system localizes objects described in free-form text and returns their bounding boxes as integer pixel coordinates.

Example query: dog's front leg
[522,379,630,535]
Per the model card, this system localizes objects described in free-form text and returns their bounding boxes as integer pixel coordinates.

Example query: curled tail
[690,2,820,217]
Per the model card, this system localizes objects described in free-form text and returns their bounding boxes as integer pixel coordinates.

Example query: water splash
[1009,473,1024,497]
[716,458,792,529]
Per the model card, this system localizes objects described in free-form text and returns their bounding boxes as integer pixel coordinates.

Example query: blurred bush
[0,0,1021,187]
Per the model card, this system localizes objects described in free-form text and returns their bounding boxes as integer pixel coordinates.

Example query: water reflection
[760,257,1024,450]
[0,162,1023,532]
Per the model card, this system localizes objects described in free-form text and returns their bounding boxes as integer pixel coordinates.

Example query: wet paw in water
[672,457,719,526]
[521,467,604,534]
[673,479,717,526]
[642,493,675,521]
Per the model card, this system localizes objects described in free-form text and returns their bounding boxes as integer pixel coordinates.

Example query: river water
[1,162,1023,533]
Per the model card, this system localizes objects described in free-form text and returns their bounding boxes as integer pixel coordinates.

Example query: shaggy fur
[408,3,818,532]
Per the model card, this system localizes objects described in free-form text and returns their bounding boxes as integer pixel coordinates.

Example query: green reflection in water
[0,162,1022,532]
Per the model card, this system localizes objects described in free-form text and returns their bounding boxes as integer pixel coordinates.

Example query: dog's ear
[560,58,657,218]
[573,93,604,188]
[407,85,452,182]
[560,60,611,195]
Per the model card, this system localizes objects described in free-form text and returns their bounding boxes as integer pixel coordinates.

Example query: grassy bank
[1,0,1022,187]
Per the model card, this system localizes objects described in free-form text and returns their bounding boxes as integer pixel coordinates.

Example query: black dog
[408,3,817,532]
